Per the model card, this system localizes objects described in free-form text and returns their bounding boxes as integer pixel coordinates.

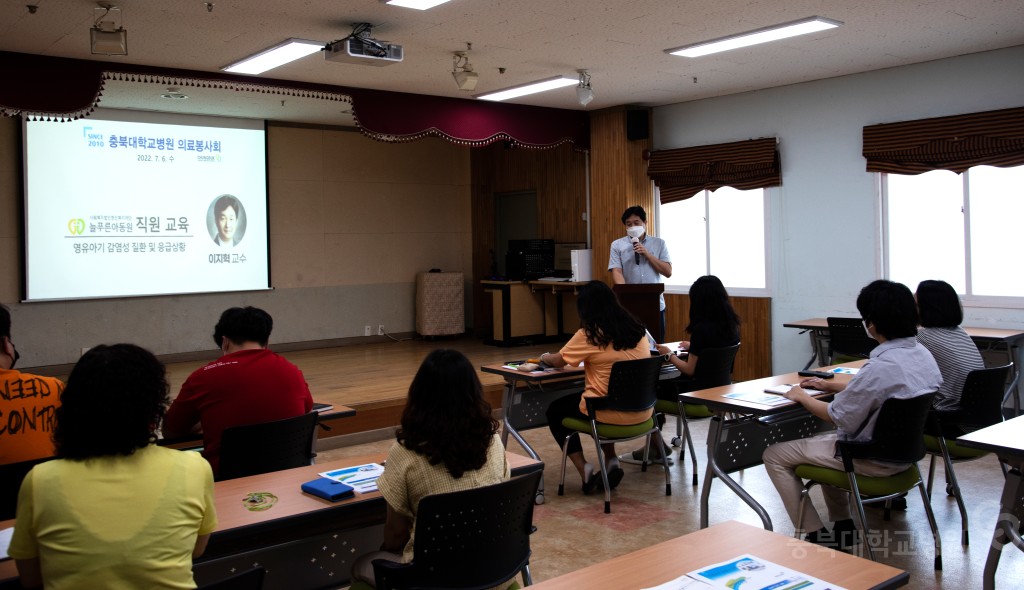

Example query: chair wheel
[670,436,682,447]
[535,493,545,505]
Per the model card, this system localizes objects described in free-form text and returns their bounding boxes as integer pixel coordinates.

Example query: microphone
[631,236,640,265]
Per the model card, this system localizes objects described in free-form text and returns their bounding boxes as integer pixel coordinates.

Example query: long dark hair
[577,280,646,350]
[396,349,498,478]
[54,344,170,459]
[686,275,740,335]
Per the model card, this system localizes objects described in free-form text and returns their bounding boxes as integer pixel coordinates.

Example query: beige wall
[0,119,472,367]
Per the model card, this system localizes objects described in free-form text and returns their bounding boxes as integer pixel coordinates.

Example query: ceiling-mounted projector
[325,23,403,66]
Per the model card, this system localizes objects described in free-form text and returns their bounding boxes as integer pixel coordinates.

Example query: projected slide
[24,109,269,301]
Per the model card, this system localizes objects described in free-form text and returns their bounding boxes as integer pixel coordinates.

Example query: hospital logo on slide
[68,219,85,235]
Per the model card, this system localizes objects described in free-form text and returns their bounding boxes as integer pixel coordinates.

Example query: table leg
[1008,344,1021,417]
[798,329,818,370]
[983,466,1024,589]
[699,415,774,531]
[499,377,546,504]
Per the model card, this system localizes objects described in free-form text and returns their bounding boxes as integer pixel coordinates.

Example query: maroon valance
[0,51,588,150]
[863,106,1024,175]
[647,137,780,203]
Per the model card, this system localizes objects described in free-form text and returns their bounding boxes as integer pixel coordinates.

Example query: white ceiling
[2,0,1022,126]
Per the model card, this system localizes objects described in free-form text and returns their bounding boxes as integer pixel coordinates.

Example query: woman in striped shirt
[915,280,985,410]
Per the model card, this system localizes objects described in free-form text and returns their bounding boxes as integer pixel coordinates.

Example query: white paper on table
[641,573,713,589]
[689,553,847,590]
[829,367,860,375]
[0,527,13,560]
[319,463,386,493]
[722,391,792,407]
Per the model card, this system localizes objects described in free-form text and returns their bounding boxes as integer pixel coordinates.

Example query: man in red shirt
[164,306,312,475]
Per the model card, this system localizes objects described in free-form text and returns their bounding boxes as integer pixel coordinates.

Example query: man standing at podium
[608,206,672,337]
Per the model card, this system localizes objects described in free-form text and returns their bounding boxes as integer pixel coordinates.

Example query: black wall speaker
[626,109,650,141]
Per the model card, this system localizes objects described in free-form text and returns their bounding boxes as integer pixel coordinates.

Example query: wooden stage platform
[161,336,555,440]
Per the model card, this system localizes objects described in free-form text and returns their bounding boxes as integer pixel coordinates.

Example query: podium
[613,283,664,342]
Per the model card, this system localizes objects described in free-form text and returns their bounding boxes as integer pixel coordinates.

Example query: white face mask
[862,319,875,341]
[626,225,645,240]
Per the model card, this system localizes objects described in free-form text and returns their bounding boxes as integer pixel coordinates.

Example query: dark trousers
[546,393,589,456]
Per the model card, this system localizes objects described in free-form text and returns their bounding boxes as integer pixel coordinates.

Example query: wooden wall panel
[665,294,772,382]
[469,142,588,336]
[589,108,654,284]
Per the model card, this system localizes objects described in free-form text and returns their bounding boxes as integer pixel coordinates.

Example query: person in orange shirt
[0,304,64,466]
[541,281,653,493]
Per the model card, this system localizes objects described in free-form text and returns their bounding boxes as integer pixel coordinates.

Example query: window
[658,186,768,292]
[884,164,1024,301]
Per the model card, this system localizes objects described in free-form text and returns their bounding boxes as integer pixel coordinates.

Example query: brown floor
[317,414,1024,590]
[162,337,1023,589]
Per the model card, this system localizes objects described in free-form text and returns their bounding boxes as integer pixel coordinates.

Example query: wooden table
[681,362,862,530]
[0,451,543,589]
[783,318,1024,414]
[958,415,1024,589]
[481,353,681,503]
[481,362,586,504]
[157,404,356,450]
[530,520,908,589]
[528,279,586,338]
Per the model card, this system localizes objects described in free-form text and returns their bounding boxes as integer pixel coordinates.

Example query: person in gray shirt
[608,206,672,335]
[763,280,941,550]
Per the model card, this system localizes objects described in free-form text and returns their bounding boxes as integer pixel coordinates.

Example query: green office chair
[657,343,740,485]
[794,393,942,569]
[925,363,1012,546]
[557,356,671,514]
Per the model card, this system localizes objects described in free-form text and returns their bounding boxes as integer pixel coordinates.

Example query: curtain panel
[0,51,589,150]
[646,137,780,204]
[863,105,1024,175]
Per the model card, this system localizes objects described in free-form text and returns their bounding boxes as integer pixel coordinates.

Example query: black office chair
[217,411,319,481]
[197,567,266,590]
[369,471,543,590]
[925,363,1013,546]
[826,317,878,364]
[0,455,53,520]
[659,343,740,485]
[557,356,671,513]
[794,393,942,569]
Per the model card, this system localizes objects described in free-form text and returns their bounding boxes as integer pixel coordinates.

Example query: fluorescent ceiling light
[666,16,842,58]
[385,0,453,9]
[475,76,578,102]
[223,38,324,75]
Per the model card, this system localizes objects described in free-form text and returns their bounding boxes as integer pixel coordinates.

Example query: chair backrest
[217,411,319,481]
[373,470,543,590]
[839,393,936,467]
[948,363,1012,434]
[594,356,665,414]
[827,317,878,361]
[690,342,741,390]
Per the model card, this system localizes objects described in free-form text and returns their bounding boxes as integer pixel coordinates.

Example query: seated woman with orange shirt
[542,280,653,493]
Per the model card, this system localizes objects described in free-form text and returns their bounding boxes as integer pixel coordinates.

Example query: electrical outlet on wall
[378,325,385,336]
[364,325,372,336]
